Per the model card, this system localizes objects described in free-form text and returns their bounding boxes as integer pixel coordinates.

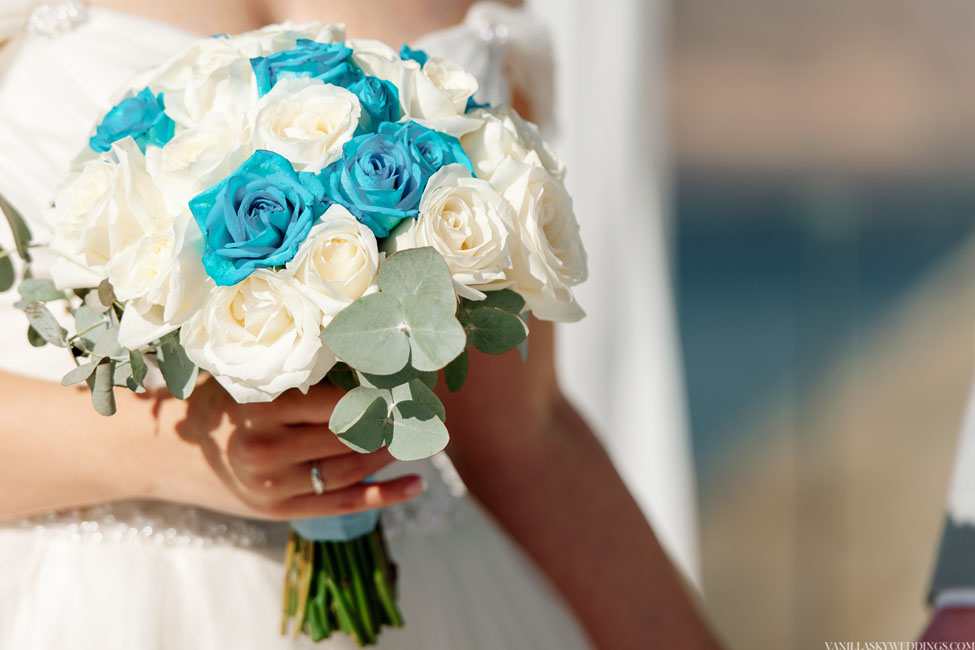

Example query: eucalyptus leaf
[26,324,46,348]
[358,364,420,389]
[322,293,410,376]
[0,247,13,292]
[23,301,67,347]
[336,395,393,454]
[416,371,437,390]
[128,351,148,392]
[387,401,449,461]
[468,289,525,315]
[93,324,126,360]
[18,278,65,302]
[468,306,529,355]
[72,305,109,350]
[329,387,392,434]
[0,193,32,264]
[97,279,116,308]
[326,362,359,392]
[113,361,134,388]
[390,379,445,421]
[444,350,469,393]
[378,248,456,310]
[156,331,198,399]
[62,359,100,386]
[87,360,117,416]
[401,294,466,372]
[84,287,112,314]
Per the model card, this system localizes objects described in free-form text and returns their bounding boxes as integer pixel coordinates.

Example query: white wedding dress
[0,3,592,648]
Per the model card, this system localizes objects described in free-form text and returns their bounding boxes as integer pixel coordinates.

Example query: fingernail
[404,478,426,497]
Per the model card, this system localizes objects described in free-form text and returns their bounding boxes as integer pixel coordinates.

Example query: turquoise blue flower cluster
[189,151,327,286]
[250,39,401,134]
[320,121,473,237]
[89,87,174,153]
[90,39,485,287]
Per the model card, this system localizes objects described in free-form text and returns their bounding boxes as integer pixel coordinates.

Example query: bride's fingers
[229,425,354,470]
[268,475,426,520]
[245,449,397,499]
[269,384,347,425]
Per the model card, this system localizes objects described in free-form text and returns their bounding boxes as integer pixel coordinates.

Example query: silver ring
[310,461,325,495]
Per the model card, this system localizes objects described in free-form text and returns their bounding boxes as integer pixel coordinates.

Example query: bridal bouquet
[0,21,586,646]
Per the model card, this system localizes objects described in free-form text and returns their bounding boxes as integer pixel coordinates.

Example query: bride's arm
[0,371,422,520]
[441,320,722,649]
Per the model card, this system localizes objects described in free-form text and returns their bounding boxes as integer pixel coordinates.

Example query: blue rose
[189,150,326,286]
[398,44,429,66]
[345,75,401,133]
[89,87,175,153]
[319,121,474,237]
[466,96,490,112]
[380,121,474,177]
[251,40,361,96]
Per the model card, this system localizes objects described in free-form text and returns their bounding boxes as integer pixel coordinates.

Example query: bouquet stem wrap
[283,512,403,646]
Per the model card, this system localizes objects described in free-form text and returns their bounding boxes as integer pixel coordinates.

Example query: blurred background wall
[671,0,975,648]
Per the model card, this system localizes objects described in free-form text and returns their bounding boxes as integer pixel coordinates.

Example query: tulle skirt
[0,497,591,650]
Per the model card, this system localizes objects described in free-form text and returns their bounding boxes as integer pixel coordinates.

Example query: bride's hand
[153,376,424,521]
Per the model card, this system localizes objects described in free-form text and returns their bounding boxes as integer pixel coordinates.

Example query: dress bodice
[0,1,552,548]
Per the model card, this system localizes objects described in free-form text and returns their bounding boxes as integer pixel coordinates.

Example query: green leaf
[330,387,393,453]
[322,293,410,376]
[0,193,32,264]
[0,246,13,292]
[326,362,360,392]
[391,379,445,421]
[93,324,126,360]
[378,248,456,310]
[358,364,420,390]
[26,325,46,348]
[401,294,466,372]
[72,305,110,350]
[444,350,469,393]
[62,359,100,386]
[156,331,198,399]
[84,287,111,314]
[329,386,392,434]
[129,351,148,392]
[469,289,525,315]
[87,360,117,416]
[387,401,449,461]
[22,301,67,347]
[97,279,116,309]
[416,371,437,390]
[468,306,529,355]
[18,278,65,302]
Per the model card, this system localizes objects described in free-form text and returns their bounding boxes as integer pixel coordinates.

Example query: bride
[0,1,720,648]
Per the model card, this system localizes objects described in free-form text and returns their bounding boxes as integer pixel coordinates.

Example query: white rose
[348,41,480,137]
[348,39,402,79]
[110,215,211,349]
[51,138,177,285]
[287,205,380,320]
[146,109,252,205]
[228,22,346,57]
[252,79,360,173]
[461,106,565,181]
[420,57,478,114]
[490,153,587,322]
[390,164,516,300]
[180,269,335,403]
[149,38,257,128]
